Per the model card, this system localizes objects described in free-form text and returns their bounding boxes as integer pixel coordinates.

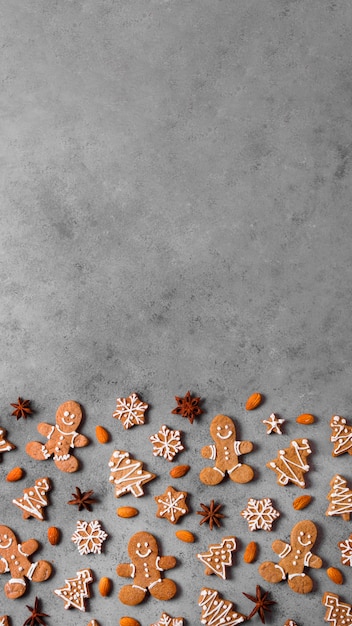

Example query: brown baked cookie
[0,427,15,458]
[0,524,52,599]
[54,568,93,610]
[266,439,311,488]
[322,592,352,625]
[198,588,246,626]
[117,531,177,605]
[108,450,156,498]
[26,400,89,473]
[259,520,322,594]
[12,477,51,521]
[197,536,237,579]
[326,474,352,521]
[0,617,10,626]
[151,613,184,626]
[155,486,188,524]
[199,414,254,485]
[330,415,352,456]
[284,621,298,626]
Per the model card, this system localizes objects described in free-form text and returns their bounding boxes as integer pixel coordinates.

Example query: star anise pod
[24,596,49,626]
[10,397,32,420]
[197,500,224,530]
[67,487,96,511]
[171,391,203,424]
[243,585,276,623]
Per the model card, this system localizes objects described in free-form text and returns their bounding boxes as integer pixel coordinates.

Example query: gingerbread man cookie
[26,400,89,472]
[258,520,322,594]
[200,414,254,485]
[0,524,52,599]
[116,531,177,605]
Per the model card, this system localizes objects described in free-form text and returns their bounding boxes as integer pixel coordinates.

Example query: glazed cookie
[338,533,352,566]
[259,520,322,594]
[117,531,177,605]
[0,524,52,599]
[198,588,246,626]
[71,520,108,555]
[196,536,237,579]
[199,414,254,485]
[284,622,298,626]
[0,427,15,458]
[263,413,284,435]
[113,392,148,429]
[326,474,352,521]
[0,617,9,626]
[330,416,352,456]
[26,400,89,473]
[266,439,311,488]
[322,592,352,625]
[150,425,184,462]
[155,486,189,524]
[241,498,280,531]
[12,477,51,521]
[54,568,93,610]
[108,450,156,497]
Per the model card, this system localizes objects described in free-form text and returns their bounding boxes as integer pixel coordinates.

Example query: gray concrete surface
[1,1,352,624]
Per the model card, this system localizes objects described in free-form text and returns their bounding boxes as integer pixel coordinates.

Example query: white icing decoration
[113,393,148,429]
[197,537,237,579]
[71,520,108,555]
[240,498,280,531]
[156,489,187,523]
[269,439,311,487]
[330,415,352,455]
[12,478,50,520]
[149,425,184,461]
[262,413,285,435]
[108,450,155,497]
[54,568,93,611]
[327,475,352,518]
[198,588,245,626]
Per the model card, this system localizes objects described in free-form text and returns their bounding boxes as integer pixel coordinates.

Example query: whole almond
[245,392,262,411]
[169,464,190,479]
[120,618,141,626]
[6,467,24,482]
[98,576,112,597]
[327,567,343,585]
[47,526,60,545]
[175,530,195,543]
[296,413,315,425]
[292,495,312,510]
[243,541,257,563]
[117,506,139,518]
[95,425,110,444]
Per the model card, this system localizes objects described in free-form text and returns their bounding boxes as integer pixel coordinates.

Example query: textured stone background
[1,1,352,624]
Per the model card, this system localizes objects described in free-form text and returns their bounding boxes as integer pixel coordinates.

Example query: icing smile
[217,431,232,440]
[298,536,311,547]
[0,538,12,549]
[136,548,151,558]
[62,415,75,426]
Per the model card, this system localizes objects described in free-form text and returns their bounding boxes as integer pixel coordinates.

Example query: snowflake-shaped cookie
[263,413,285,435]
[151,613,184,626]
[240,498,280,531]
[150,424,184,461]
[113,392,148,429]
[338,533,352,566]
[71,520,108,555]
[155,485,189,524]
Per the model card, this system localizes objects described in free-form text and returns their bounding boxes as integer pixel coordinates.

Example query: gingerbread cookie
[284,622,298,626]
[199,414,254,485]
[259,520,322,594]
[266,439,311,488]
[151,614,183,626]
[198,588,246,626]
[330,415,352,456]
[71,520,108,555]
[155,486,188,524]
[338,533,352,566]
[241,498,280,531]
[326,474,352,521]
[108,450,156,497]
[0,427,15,458]
[0,617,9,626]
[113,392,148,429]
[26,400,89,473]
[54,568,93,610]
[322,591,352,625]
[117,531,177,605]
[150,425,184,462]
[263,413,285,434]
[12,477,51,521]
[197,536,237,579]
[0,524,52,599]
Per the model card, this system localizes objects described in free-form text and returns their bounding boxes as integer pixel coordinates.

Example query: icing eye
[4,535,7,539]
[137,543,141,548]
[300,531,304,536]
[307,535,311,539]
[144,542,149,547]
[225,425,229,429]
[71,413,75,418]
[64,411,69,417]
[217,426,221,431]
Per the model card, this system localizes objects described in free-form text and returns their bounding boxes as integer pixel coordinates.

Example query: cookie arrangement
[0,394,351,624]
